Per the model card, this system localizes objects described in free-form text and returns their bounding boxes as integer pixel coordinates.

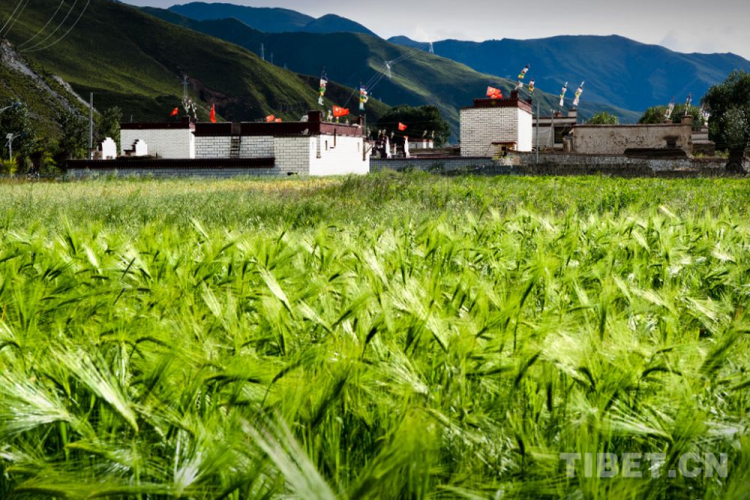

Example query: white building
[460,90,533,157]
[121,119,195,159]
[117,111,369,176]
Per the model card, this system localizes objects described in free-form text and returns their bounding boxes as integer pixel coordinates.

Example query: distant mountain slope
[0,0,386,127]
[146,9,640,138]
[169,2,313,32]
[300,14,376,37]
[0,38,88,137]
[169,2,376,36]
[389,35,750,111]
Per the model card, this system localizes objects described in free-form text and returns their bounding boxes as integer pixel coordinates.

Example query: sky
[123,0,750,60]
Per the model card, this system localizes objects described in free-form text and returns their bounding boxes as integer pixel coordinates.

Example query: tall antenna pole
[261,43,265,61]
[89,92,94,160]
[535,100,540,164]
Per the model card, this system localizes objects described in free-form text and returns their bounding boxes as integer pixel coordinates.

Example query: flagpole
[89,93,94,160]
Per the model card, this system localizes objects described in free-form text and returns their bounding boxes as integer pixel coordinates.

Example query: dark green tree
[587,112,620,125]
[376,105,450,147]
[638,104,703,130]
[0,101,36,165]
[98,106,122,149]
[58,111,90,160]
[702,70,750,151]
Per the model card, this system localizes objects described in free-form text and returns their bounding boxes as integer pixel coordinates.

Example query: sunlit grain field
[1,174,749,499]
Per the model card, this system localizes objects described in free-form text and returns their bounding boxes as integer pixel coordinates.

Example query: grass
[0,173,749,498]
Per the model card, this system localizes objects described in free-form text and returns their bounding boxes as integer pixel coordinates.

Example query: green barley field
[0,173,749,499]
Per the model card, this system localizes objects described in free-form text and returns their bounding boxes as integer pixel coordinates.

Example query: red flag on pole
[487,86,503,99]
[266,115,275,122]
[210,104,216,123]
[170,107,179,117]
[333,106,349,118]
[398,122,407,131]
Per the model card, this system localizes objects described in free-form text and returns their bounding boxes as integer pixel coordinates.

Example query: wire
[24,0,89,53]
[0,0,25,36]
[19,0,67,49]
[1,0,29,37]
[21,0,78,52]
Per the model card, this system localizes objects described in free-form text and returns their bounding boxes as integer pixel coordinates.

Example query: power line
[20,0,78,52]
[1,0,29,38]
[0,0,26,36]
[24,0,90,53]
[18,0,67,49]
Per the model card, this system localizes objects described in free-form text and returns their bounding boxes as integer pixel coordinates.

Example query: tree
[0,101,36,165]
[702,70,750,152]
[376,105,450,147]
[57,110,90,160]
[98,106,122,149]
[638,104,703,131]
[587,112,619,125]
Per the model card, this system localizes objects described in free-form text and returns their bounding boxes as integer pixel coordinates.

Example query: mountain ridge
[388,34,750,111]
[169,2,376,36]
[146,8,641,138]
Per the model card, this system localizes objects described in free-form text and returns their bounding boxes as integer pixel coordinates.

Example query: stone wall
[195,136,232,159]
[571,123,692,155]
[121,128,194,159]
[240,136,274,158]
[273,136,312,175]
[372,153,731,177]
[460,107,528,156]
[371,156,497,173]
[67,168,279,178]
[515,152,726,172]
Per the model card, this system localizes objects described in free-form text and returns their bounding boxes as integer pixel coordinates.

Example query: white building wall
[309,134,369,176]
[240,136,274,158]
[517,110,533,152]
[120,129,194,159]
[461,107,533,157]
[195,136,231,159]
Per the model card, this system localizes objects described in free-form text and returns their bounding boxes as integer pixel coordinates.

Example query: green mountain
[389,35,750,112]
[144,9,640,137]
[0,0,387,129]
[169,2,376,36]
[0,37,88,137]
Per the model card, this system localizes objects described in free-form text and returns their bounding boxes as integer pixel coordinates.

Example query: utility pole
[261,43,265,61]
[535,100,540,164]
[89,93,94,160]
[6,133,14,160]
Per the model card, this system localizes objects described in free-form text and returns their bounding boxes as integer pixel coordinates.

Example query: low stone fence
[371,153,739,177]
[371,156,496,173]
[66,158,278,178]
[515,152,727,172]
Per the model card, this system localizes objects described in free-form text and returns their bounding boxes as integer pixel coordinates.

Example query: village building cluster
[75,89,717,177]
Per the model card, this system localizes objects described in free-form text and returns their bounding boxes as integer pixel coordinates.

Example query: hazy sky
[124,0,750,59]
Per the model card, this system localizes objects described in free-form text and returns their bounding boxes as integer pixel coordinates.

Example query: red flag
[170,107,179,117]
[274,118,283,123]
[210,104,216,123]
[333,106,349,118]
[398,122,407,132]
[266,115,275,122]
[487,86,503,99]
